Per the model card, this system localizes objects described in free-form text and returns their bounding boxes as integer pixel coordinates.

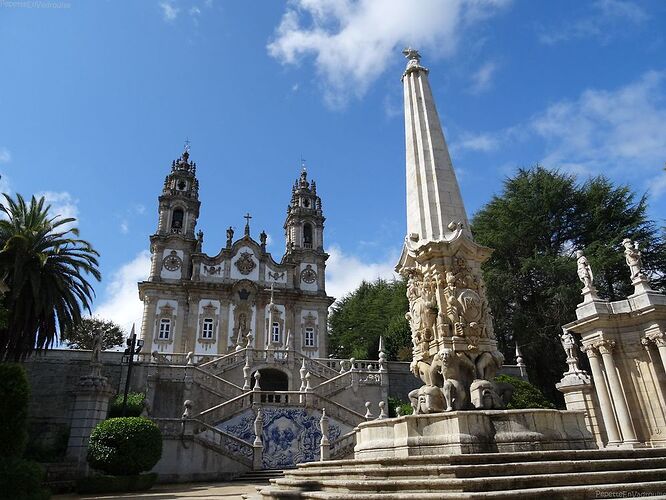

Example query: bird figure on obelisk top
[396,49,508,414]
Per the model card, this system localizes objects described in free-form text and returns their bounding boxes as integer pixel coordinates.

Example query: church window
[159,319,171,340]
[171,208,184,230]
[303,223,313,248]
[202,318,214,339]
[177,180,187,191]
[271,322,280,343]
[304,327,315,347]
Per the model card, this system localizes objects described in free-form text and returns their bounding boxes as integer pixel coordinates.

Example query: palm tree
[0,194,101,361]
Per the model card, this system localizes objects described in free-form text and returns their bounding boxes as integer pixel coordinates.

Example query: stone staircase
[243,448,666,499]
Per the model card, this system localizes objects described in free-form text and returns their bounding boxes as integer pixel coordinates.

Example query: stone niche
[354,409,596,459]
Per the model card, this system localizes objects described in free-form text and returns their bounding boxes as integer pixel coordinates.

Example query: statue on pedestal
[622,238,646,282]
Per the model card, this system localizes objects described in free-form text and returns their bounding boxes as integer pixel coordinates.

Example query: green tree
[0,194,101,361]
[328,278,409,360]
[63,317,124,350]
[472,167,665,403]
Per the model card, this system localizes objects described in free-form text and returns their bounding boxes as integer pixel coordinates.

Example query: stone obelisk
[396,49,505,413]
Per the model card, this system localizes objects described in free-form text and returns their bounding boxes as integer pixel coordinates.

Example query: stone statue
[91,330,103,365]
[470,379,504,409]
[89,330,103,378]
[560,331,583,374]
[576,250,594,289]
[623,238,645,281]
[474,349,504,381]
[260,230,267,247]
[226,226,234,247]
[196,230,204,252]
[430,349,467,411]
[560,331,577,361]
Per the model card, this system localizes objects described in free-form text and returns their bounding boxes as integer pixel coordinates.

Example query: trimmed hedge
[0,364,30,458]
[495,374,556,409]
[76,473,157,494]
[87,417,162,476]
[108,392,146,418]
[0,457,50,500]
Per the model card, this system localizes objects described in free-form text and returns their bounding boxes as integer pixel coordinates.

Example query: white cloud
[120,220,129,234]
[326,245,399,302]
[453,131,501,153]
[37,191,79,229]
[532,71,666,177]
[94,251,151,334]
[469,60,498,94]
[0,147,10,164]
[649,170,666,198]
[267,0,511,107]
[0,172,11,195]
[455,71,666,194]
[539,0,647,45]
[160,1,180,21]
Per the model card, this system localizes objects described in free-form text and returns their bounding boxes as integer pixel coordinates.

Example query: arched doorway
[252,368,289,392]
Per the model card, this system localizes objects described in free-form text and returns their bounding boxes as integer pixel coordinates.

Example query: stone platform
[244,447,666,499]
[355,410,596,458]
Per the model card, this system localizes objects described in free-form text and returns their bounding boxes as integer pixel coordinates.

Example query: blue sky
[1,0,665,333]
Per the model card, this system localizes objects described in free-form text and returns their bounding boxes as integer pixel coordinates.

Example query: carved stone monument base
[354,409,596,459]
[66,374,114,473]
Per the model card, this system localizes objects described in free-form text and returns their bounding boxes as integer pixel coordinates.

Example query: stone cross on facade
[244,213,252,236]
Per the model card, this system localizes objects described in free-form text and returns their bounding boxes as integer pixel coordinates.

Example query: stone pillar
[253,408,264,470]
[557,370,603,448]
[66,371,114,473]
[596,340,640,446]
[319,408,330,461]
[647,332,666,376]
[583,345,621,446]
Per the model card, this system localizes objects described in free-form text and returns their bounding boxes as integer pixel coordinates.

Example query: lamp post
[121,324,144,416]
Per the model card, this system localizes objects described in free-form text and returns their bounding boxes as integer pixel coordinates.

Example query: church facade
[138,147,334,359]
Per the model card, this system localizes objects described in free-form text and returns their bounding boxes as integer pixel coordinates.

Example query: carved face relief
[300,265,317,284]
[163,251,182,272]
[235,251,256,275]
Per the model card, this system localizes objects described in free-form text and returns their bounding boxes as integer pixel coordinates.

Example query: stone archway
[252,368,289,392]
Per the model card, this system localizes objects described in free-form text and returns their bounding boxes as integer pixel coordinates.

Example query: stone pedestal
[557,371,606,448]
[66,373,114,473]
[354,409,596,459]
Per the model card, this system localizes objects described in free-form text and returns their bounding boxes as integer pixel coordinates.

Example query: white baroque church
[138,148,334,361]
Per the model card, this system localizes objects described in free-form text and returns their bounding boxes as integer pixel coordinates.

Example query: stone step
[270,467,666,493]
[246,480,666,499]
[288,456,666,480]
[298,448,666,470]
[235,469,286,482]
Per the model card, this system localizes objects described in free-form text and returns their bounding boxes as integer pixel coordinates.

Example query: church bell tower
[148,145,201,282]
[284,168,324,252]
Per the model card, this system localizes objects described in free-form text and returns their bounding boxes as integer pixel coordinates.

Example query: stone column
[645,332,666,377]
[253,408,264,470]
[596,340,639,445]
[66,370,114,473]
[583,345,621,446]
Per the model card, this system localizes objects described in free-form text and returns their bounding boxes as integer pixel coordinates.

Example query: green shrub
[495,374,555,409]
[0,457,50,500]
[108,392,146,418]
[76,473,157,494]
[87,417,162,476]
[0,363,30,458]
[25,426,70,463]
[387,396,413,417]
